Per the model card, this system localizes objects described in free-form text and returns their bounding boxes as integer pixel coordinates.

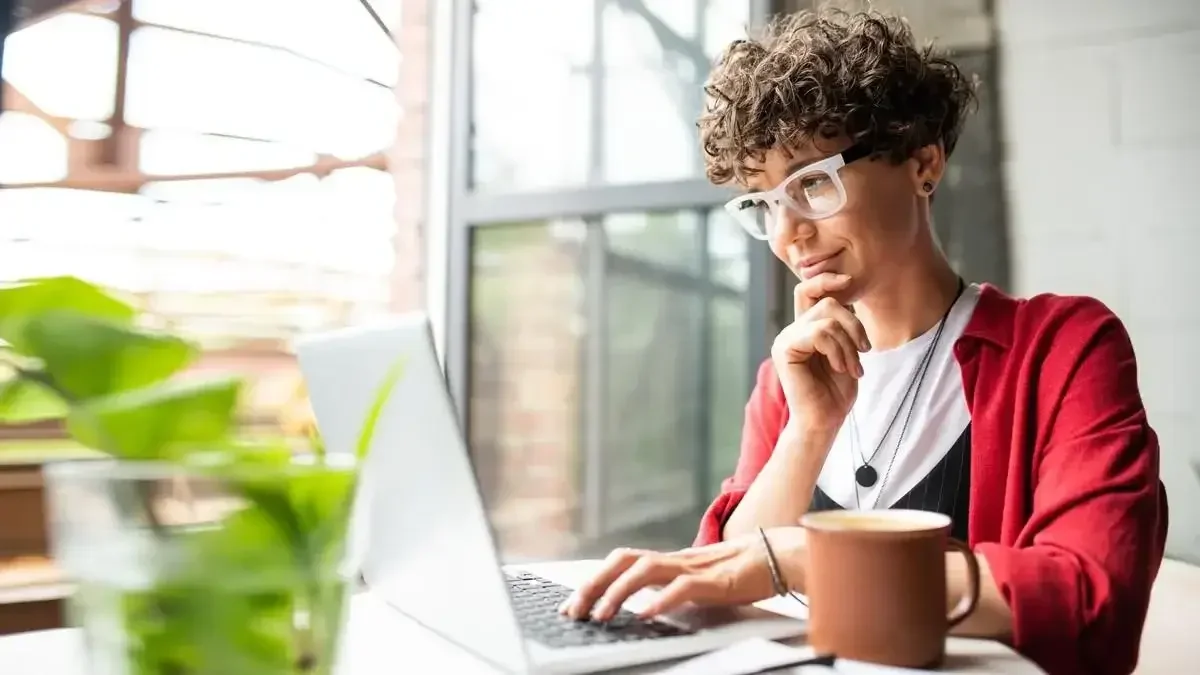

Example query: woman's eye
[801,175,830,192]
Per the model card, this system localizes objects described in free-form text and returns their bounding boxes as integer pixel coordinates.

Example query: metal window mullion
[606,253,743,298]
[445,0,475,428]
[580,0,608,542]
[460,180,731,225]
[696,208,714,508]
[581,219,608,542]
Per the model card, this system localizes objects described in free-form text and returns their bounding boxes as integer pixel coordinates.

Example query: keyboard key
[504,572,692,648]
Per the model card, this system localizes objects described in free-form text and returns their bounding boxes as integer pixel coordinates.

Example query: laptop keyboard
[505,571,693,648]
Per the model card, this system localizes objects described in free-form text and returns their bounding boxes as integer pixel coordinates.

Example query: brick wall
[389,0,431,314]
[468,236,585,560]
[387,2,585,560]
[995,0,1200,562]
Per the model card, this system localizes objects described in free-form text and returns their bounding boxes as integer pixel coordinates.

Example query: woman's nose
[773,204,816,247]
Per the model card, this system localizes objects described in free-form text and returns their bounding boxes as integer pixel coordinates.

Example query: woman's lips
[797,250,843,279]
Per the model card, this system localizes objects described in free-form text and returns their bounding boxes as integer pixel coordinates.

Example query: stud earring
[922,181,935,194]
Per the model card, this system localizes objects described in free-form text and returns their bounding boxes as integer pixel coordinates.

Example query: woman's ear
[909,143,947,196]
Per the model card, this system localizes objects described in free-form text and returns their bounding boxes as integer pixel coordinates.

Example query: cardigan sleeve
[694,358,788,546]
[976,300,1167,675]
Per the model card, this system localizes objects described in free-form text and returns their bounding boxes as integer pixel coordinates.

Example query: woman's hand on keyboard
[558,527,806,622]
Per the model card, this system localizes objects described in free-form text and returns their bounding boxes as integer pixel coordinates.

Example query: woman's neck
[853,252,962,352]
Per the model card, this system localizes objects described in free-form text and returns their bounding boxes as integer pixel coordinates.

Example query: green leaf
[18,313,196,401]
[66,378,242,459]
[355,355,406,460]
[0,376,67,422]
[0,276,135,351]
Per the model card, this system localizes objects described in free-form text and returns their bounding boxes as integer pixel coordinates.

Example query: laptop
[294,314,806,674]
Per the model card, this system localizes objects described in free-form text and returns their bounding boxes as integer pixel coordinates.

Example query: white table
[0,561,1042,674]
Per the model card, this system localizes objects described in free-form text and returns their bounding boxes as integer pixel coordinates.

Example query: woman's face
[743,137,941,303]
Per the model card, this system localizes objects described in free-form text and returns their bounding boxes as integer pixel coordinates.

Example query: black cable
[353,0,398,50]
[749,653,837,673]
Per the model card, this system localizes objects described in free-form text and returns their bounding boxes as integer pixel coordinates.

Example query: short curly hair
[698,8,977,185]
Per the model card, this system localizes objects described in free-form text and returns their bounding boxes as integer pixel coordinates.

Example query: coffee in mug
[800,509,979,668]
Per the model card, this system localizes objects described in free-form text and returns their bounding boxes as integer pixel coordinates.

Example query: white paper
[655,638,818,675]
[654,637,971,675]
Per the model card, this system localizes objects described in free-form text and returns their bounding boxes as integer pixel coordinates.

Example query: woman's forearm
[722,422,838,540]
[948,551,1013,640]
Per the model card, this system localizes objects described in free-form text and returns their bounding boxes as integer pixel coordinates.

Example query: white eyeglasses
[724,145,872,240]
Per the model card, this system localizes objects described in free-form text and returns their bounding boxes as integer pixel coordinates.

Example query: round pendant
[855,464,878,488]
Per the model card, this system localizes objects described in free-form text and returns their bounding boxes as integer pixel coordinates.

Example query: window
[467,211,752,560]
[470,0,753,192]
[449,0,772,561]
[1,1,404,437]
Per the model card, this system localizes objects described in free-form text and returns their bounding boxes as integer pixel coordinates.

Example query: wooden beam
[0,81,71,134]
[99,0,133,166]
[2,151,388,191]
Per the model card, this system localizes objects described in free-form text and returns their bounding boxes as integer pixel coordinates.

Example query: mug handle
[946,538,980,629]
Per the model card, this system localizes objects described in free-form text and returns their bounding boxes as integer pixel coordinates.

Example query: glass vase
[43,457,359,675]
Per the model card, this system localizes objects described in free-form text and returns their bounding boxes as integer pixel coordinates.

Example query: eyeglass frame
[723,143,874,241]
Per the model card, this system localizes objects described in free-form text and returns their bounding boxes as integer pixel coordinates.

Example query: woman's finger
[637,575,711,618]
[592,556,677,621]
[808,318,859,375]
[562,548,649,619]
[787,317,861,379]
[793,273,852,314]
[807,297,871,353]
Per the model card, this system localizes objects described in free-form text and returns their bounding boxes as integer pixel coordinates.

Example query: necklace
[850,278,965,503]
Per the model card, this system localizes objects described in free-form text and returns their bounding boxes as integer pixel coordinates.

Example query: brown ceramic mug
[800,509,980,668]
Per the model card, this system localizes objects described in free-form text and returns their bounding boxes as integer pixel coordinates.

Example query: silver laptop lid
[295,314,529,673]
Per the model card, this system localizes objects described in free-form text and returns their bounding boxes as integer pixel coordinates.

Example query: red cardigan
[696,284,1167,675]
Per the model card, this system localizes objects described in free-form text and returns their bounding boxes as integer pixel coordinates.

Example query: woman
[560,9,1167,675]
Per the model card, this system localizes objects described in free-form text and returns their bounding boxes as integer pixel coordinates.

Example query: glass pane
[467,211,756,561]
[0,169,396,342]
[469,221,588,561]
[1,12,119,121]
[603,272,704,537]
[605,210,702,272]
[133,0,400,85]
[471,0,750,192]
[708,297,749,498]
[139,130,319,174]
[471,0,593,192]
[126,26,397,158]
[708,207,751,291]
[600,0,749,184]
[0,112,69,184]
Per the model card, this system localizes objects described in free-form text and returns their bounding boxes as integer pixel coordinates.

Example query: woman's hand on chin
[558,527,806,622]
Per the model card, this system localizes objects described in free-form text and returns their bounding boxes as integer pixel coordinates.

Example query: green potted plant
[0,276,403,675]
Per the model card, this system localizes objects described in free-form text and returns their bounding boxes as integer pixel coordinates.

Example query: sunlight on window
[0,112,69,183]
[0,0,402,340]
[0,170,396,338]
[0,1,406,436]
[133,0,401,86]
[1,12,118,120]
[126,27,397,159]
[139,130,318,175]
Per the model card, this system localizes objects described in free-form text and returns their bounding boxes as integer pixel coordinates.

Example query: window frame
[432,0,781,548]
[0,2,397,440]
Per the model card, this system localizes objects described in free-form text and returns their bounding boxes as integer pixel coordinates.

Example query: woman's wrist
[780,419,840,460]
[763,526,808,594]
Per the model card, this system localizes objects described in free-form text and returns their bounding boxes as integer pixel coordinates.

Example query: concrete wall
[995,0,1200,562]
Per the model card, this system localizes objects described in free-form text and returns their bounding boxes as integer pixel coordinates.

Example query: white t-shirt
[814,283,982,510]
